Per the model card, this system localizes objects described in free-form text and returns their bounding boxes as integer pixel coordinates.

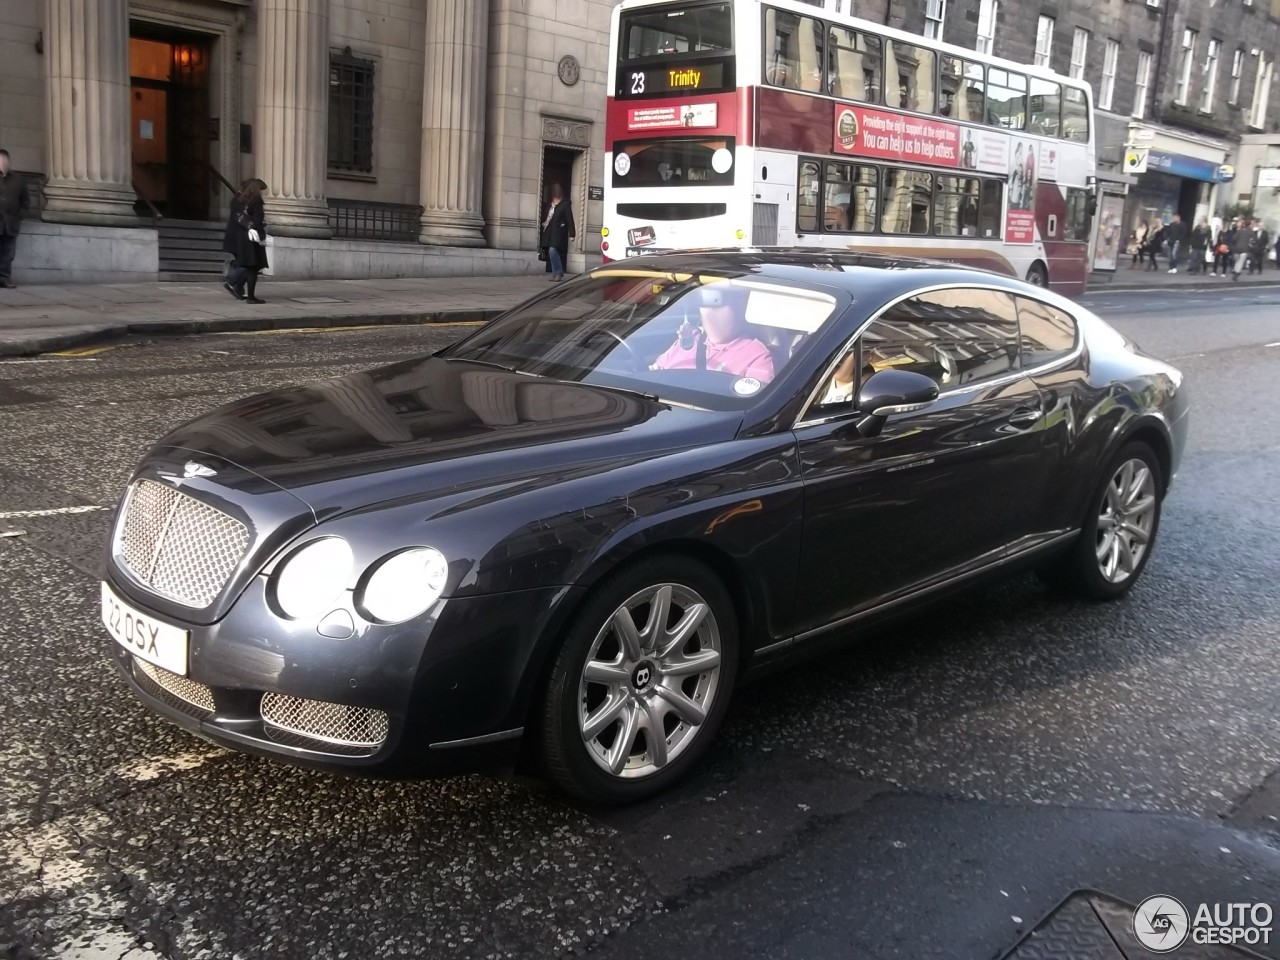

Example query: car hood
[152,355,740,519]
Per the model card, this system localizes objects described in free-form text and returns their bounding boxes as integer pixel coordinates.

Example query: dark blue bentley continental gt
[101,251,1189,804]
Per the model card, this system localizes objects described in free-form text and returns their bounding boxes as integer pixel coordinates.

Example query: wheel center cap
[632,661,656,691]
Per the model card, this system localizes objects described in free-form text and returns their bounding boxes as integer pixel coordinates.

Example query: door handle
[1007,406,1043,427]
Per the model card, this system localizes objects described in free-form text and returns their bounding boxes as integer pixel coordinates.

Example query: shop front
[1122,124,1233,254]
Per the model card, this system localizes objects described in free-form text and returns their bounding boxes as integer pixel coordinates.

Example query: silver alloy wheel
[578,583,723,779]
[1096,457,1157,583]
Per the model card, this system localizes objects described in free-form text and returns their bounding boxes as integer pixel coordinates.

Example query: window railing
[327,198,423,243]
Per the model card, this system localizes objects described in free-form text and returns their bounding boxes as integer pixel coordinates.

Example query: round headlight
[273,537,353,620]
[358,547,449,624]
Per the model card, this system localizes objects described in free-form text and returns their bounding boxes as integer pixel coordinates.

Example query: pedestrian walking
[222,178,269,303]
[1144,221,1164,271]
[539,182,575,282]
[1188,218,1211,275]
[0,148,32,289]
[1231,219,1258,280]
[1251,221,1270,275]
[1164,213,1187,274]
[1211,220,1235,277]
[1130,223,1148,269]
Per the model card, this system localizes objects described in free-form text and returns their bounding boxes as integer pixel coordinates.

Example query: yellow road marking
[45,345,118,357]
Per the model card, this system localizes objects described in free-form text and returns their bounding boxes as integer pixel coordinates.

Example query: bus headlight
[601,227,610,238]
[736,229,745,240]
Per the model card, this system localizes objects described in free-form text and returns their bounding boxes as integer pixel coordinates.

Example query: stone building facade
[2,0,1278,284]
[0,0,620,284]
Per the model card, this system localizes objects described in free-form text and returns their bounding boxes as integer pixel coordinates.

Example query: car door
[790,286,1049,635]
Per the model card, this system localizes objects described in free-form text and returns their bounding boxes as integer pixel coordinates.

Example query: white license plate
[101,582,190,676]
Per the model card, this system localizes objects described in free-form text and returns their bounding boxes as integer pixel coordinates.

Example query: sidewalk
[0,275,548,357]
[1,266,1278,357]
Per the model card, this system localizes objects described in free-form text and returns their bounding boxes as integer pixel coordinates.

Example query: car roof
[592,248,1036,302]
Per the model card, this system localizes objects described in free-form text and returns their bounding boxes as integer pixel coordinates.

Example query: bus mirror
[1087,195,1098,217]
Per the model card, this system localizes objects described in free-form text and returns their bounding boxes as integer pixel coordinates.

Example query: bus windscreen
[620,3,733,61]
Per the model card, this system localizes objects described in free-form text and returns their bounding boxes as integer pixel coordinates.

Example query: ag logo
[1133,895,1190,953]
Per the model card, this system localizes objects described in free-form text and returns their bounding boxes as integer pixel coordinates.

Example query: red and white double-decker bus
[603,0,1097,294]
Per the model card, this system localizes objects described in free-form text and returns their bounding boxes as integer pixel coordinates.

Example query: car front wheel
[538,556,738,805]
[1042,441,1164,600]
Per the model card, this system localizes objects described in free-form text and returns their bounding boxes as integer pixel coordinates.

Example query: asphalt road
[2,286,1279,960]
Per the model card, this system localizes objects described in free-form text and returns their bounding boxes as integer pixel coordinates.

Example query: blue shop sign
[1146,150,1228,182]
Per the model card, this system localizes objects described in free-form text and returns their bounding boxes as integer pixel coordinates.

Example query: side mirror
[854,369,939,438]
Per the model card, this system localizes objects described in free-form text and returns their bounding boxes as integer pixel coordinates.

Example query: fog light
[601,227,610,238]
[735,229,745,240]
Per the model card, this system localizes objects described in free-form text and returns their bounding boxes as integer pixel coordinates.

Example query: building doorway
[541,145,578,228]
[129,26,213,221]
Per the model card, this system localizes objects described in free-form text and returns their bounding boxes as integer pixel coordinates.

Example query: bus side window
[1029,78,1061,138]
[798,160,821,233]
[980,180,1003,238]
[884,39,935,114]
[828,27,882,103]
[986,69,1027,130]
[765,10,824,93]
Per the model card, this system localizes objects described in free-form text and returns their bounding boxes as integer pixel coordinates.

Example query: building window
[329,53,375,174]
[1249,55,1273,129]
[1200,39,1221,113]
[1069,28,1088,86]
[975,0,997,56]
[1134,51,1152,119]
[1099,39,1118,111]
[1034,16,1054,67]
[1174,28,1197,106]
[924,0,946,41]
[1231,49,1245,104]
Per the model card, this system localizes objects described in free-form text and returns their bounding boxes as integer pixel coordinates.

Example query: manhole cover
[1002,890,1271,960]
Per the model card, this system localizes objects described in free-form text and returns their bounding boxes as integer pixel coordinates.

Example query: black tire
[537,555,739,805]
[1026,262,1049,287]
[1039,441,1164,601]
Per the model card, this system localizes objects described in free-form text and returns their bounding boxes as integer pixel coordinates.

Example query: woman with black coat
[223,178,270,303]
[540,182,575,281]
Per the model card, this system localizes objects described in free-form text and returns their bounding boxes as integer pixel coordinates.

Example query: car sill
[762,530,1079,656]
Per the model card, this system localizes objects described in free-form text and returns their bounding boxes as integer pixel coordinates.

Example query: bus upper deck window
[828,28,882,103]
[883,40,935,114]
[765,10,824,92]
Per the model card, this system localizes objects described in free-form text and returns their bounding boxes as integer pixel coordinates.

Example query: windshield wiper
[592,382,663,404]
[445,357,538,376]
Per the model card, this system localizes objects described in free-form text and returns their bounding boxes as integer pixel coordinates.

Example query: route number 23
[630,72,645,94]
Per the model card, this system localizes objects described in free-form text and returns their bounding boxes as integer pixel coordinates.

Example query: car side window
[1016,297,1078,368]
[859,288,1021,391]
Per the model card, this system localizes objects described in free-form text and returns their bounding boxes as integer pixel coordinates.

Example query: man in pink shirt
[650,286,775,383]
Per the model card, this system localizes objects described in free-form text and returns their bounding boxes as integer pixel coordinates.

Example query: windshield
[439,270,842,411]
[621,3,733,61]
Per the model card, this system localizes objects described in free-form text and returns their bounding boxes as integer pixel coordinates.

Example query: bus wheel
[1026,263,1049,287]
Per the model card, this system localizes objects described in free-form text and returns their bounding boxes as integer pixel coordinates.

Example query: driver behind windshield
[649,286,775,382]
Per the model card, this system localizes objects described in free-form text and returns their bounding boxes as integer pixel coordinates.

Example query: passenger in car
[650,286,775,382]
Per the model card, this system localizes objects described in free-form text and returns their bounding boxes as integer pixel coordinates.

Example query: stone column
[255,0,333,238]
[42,0,140,226]
[419,0,490,247]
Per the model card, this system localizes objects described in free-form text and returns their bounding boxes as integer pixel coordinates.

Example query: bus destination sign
[620,61,727,97]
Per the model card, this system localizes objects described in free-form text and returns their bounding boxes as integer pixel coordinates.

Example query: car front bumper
[104,570,579,777]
